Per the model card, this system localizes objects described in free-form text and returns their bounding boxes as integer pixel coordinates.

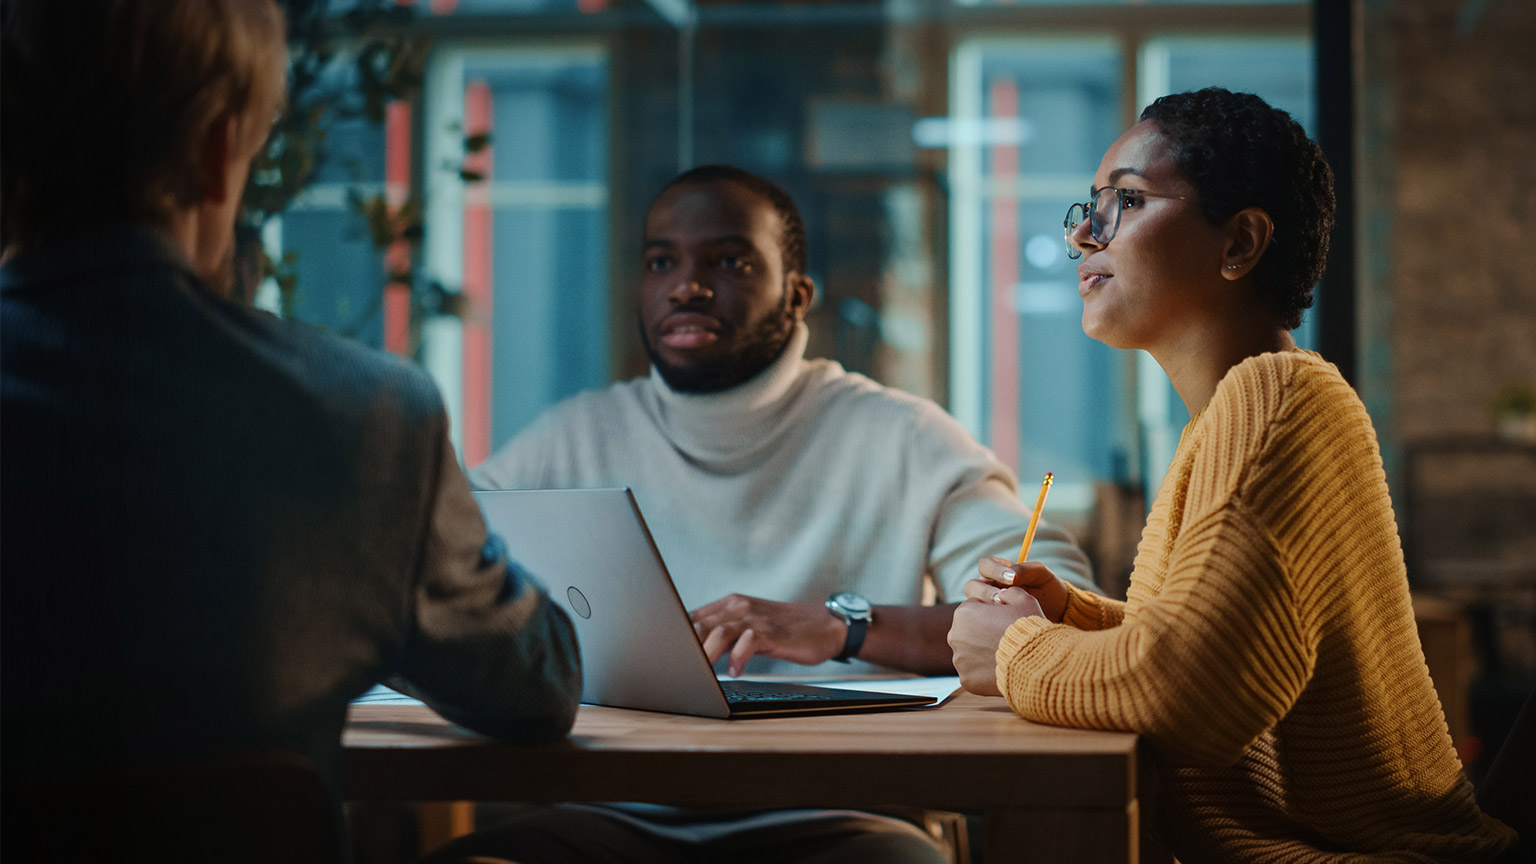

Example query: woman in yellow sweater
[948,88,1516,862]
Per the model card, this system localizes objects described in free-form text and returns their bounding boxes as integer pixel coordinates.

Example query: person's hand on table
[976,557,1070,624]
[948,560,1060,696]
[690,594,843,677]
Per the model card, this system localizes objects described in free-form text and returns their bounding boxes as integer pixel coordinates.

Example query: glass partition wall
[266,0,1313,543]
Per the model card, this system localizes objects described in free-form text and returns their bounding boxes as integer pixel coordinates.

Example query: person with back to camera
[0,2,582,858]
[947,87,1517,862]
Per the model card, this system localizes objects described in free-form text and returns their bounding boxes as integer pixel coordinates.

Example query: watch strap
[833,615,867,663]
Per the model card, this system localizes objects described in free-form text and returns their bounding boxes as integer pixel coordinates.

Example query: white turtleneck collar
[644,322,822,466]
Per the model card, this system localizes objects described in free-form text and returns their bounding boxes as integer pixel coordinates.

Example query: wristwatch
[825,592,873,663]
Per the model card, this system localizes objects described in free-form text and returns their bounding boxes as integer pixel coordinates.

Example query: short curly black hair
[657,164,808,278]
[1140,88,1336,330]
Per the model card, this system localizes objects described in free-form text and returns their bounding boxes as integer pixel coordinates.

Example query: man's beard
[642,297,797,394]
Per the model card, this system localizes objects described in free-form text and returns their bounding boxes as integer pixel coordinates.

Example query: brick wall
[1367,0,1536,448]
[1366,0,1536,767]
[1362,0,1536,588]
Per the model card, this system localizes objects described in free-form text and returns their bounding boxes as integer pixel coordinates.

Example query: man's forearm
[856,603,961,676]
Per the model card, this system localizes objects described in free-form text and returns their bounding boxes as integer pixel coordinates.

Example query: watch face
[832,592,870,614]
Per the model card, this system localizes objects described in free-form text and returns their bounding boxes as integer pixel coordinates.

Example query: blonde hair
[2,0,287,246]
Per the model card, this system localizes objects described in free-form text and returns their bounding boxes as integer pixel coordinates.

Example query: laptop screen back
[474,487,734,717]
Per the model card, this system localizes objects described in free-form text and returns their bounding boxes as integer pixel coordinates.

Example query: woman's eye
[644,255,673,272]
[1120,190,1144,209]
[717,256,747,271]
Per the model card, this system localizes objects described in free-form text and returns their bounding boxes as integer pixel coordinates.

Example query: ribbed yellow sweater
[996,351,1515,862]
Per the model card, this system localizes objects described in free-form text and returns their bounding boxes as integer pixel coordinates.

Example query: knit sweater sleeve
[1059,581,1125,630]
[996,500,1314,766]
[994,354,1322,767]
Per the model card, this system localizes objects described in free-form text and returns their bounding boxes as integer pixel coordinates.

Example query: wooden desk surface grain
[344,693,1166,863]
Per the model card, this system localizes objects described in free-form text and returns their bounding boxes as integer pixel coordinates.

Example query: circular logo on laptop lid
[566,585,592,619]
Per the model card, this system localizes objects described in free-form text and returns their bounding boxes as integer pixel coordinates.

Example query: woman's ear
[1221,207,1274,280]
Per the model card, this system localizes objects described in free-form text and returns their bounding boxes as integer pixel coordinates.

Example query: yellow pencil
[1016,472,1054,564]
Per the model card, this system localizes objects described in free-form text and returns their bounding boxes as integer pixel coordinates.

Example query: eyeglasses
[1064,187,1187,259]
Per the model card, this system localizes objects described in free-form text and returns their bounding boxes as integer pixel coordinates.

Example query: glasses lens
[1064,203,1087,259]
[1065,203,1086,232]
[1090,188,1120,245]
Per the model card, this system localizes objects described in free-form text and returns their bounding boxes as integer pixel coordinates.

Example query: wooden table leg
[418,801,476,855]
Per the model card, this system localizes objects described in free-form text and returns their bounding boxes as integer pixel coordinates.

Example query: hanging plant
[240,0,427,319]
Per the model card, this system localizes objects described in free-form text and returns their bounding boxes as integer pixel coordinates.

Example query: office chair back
[1478,686,1534,864]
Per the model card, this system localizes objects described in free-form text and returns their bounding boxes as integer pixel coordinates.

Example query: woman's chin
[1080,314,1137,351]
[1080,312,1113,347]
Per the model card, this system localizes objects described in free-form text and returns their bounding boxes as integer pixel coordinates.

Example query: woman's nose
[1066,217,1102,259]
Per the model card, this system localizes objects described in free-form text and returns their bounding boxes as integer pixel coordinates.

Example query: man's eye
[644,256,673,272]
[716,256,747,271]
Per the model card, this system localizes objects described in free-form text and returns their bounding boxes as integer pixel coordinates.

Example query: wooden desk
[344,693,1167,863]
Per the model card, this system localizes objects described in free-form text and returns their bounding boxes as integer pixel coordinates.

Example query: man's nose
[668,274,713,305]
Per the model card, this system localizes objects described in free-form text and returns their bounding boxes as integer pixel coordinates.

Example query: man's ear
[197,115,239,205]
[1221,207,1274,280]
[787,272,816,321]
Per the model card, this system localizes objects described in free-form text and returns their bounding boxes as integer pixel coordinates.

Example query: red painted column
[383,99,412,357]
[461,80,494,467]
[988,78,1021,472]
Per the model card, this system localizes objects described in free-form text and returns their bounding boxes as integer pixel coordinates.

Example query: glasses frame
[1063,187,1187,259]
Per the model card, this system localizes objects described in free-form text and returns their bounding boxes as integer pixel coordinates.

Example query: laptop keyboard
[720,682,839,703]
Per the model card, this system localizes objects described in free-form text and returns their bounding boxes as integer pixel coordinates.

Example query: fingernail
[1000,570,1016,585]
[991,592,1002,604]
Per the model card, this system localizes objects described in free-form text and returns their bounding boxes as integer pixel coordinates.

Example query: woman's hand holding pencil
[968,558,1068,624]
[971,473,1071,624]
[948,472,1075,695]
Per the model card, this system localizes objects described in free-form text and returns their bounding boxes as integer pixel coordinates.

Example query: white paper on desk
[352,684,426,706]
[724,675,962,705]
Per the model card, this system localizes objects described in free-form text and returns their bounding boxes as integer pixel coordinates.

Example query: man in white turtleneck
[473,165,1092,679]
[437,165,1094,864]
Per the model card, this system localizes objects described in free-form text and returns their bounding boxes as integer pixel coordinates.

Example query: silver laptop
[474,488,936,718]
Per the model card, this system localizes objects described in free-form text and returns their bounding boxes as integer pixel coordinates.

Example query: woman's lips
[1079,273,1110,296]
